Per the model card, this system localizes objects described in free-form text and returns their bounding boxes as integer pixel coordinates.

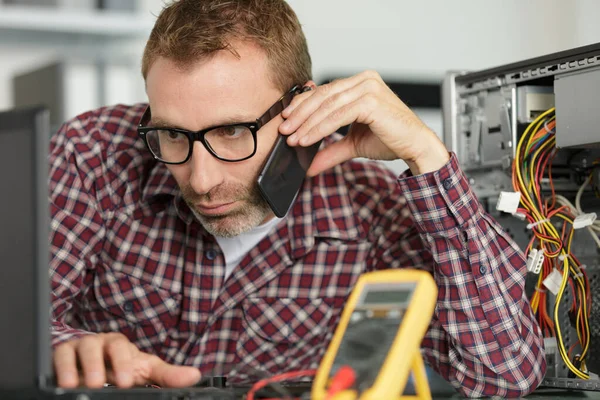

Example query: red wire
[245,369,317,400]
[326,365,356,400]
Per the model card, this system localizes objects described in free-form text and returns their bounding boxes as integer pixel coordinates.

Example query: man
[49,0,545,397]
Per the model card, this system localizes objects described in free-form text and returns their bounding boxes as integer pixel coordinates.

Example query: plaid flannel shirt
[49,104,545,397]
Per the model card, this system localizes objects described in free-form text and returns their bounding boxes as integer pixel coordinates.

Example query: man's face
[145,42,283,237]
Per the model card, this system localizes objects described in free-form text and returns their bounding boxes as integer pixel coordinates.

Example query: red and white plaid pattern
[49,104,545,397]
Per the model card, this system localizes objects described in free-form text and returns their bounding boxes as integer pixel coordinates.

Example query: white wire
[574,177,600,232]
[554,180,600,248]
[555,194,600,230]
[574,176,588,214]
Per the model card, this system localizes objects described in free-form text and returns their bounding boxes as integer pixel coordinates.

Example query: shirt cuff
[397,152,482,234]
[51,323,95,348]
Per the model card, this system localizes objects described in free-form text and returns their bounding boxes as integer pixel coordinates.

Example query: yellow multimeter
[312,269,438,400]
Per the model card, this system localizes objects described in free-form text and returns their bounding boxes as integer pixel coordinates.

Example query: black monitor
[0,106,52,390]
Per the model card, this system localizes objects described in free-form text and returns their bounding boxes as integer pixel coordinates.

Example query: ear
[303,80,317,90]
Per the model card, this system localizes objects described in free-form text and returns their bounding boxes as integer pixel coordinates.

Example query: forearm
[396,153,546,397]
[49,121,106,349]
[421,213,545,397]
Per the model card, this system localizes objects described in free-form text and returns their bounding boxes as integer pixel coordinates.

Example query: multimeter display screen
[363,289,411,305]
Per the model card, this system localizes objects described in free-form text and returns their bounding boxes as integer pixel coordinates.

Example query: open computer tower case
[442,42,600,391]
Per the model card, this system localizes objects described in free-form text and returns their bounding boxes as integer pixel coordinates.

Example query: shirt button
[123,301,134,312]
[442,178,453,190]
[479,265,487,274]
[206,249,217,260]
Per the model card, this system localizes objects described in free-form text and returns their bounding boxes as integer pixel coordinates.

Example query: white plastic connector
[543,268,564,296]
[496,191,521,214]
[513,212,527,221]
[543,337,557,355]
[526,248,545,274]
[573,212,597,229]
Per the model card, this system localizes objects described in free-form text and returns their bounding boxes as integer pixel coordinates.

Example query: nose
[188,141,225,196]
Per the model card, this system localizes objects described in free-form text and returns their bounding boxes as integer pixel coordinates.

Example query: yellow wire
[555,214,591,360]
[514,108,554,222]
[526,117,555,193]
[554,256,589,379]
[515,109,590,379]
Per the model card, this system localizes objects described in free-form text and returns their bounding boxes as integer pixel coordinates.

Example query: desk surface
[527,389,600,399]
[433,389,600,399]
[1,386,600,399]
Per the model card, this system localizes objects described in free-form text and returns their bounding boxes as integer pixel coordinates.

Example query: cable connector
[496,191,521,214]
[543,268,563,296]
[543,337,557,355]
[526,248,544,274]
[573,212,597,229]
[513,212,527,221]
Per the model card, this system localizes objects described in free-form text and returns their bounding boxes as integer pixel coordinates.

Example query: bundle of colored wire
[512,107,591,380]
[555,186,600,248]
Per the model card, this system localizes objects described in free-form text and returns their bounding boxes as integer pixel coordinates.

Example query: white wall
[287,0,596,82]
[574,0,600,46]
[1,0,600,117]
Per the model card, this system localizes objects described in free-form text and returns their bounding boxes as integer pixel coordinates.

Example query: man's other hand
[53,332,201,388]
[279,70,450,176]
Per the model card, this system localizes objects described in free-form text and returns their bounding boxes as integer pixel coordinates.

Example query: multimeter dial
[330,309,406,391]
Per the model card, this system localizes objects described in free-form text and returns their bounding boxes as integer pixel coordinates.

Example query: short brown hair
[142,0,312,92]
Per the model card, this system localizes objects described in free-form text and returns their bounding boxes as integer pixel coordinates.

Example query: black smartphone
[257,135,322,218]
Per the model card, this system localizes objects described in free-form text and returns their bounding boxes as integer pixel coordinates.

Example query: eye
[159,130,185,142]
[215,126,245,138]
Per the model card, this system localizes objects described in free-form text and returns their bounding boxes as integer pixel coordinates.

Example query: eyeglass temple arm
[257,85,302,128]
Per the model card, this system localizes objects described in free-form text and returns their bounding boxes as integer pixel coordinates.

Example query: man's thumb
[149,357,201,388]
[306,139,354,177]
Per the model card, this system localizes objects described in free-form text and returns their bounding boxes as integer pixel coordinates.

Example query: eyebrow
[149,114,257,131]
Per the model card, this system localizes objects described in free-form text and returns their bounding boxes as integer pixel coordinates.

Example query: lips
[194,201,237,216]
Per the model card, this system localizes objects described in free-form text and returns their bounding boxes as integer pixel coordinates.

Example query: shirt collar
[140,160,197,224]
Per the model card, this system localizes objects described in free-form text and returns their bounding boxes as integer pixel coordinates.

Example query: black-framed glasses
[137,84,302,164]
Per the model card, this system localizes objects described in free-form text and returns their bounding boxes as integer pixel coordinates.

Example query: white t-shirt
[214,216,282,280]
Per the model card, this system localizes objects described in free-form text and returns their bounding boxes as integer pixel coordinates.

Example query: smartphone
[257,135,323,218]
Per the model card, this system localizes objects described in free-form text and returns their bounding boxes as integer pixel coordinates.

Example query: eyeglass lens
[146,125,255,163]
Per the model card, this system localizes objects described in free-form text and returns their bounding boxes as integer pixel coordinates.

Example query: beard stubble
[181,180,273,238]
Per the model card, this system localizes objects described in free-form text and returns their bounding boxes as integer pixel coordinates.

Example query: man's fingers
[280,71,384,136]
[280,86,315,122]
[53,342,79,388]
[302,94,380,148]
[77,336,107,388]
[147,355,201,388]
[104,336,135,387]
[287,80,373,146]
